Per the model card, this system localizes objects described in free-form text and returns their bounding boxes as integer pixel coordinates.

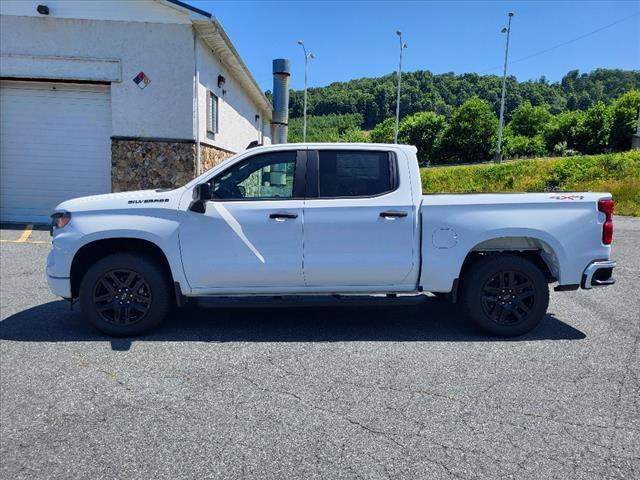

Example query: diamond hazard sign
[133,71,151,89]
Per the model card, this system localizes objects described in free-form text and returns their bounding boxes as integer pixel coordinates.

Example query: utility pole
[495,12,514,163]
[394,30,408,144]
[297,40,314,143]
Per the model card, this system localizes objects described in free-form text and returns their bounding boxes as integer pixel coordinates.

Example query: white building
[0,0,273,223]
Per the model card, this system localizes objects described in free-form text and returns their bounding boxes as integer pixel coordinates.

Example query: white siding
[0,0,193,24]
[196,37,271,153]
[0,15,195,139]
[0,1,271,152]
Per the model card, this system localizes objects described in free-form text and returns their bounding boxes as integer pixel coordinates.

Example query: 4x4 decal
[549,195,584,200]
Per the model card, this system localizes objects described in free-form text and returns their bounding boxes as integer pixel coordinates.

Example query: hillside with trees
[286,69,640,165]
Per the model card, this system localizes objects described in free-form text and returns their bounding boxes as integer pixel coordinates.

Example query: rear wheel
[79,253,173,336]
[461,254,549,337]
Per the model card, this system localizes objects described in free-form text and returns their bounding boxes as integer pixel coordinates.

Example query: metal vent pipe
[271,58,290,144]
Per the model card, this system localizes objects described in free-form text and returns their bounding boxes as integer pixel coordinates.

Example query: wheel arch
[460,235,563,284]
[70,237,174,298]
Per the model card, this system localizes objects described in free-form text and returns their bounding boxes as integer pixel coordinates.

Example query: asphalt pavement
[1,218,638,479]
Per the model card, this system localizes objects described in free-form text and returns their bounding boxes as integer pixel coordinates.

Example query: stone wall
[111,138,234,192]
[200,143,233,174]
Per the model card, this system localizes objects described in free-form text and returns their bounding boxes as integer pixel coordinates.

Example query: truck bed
[419,192,611,292]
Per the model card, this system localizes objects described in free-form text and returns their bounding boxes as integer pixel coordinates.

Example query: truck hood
[55,188,185,213]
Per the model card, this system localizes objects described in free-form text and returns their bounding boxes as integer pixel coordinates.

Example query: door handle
[380,211,408,218]
[269,212,298,220]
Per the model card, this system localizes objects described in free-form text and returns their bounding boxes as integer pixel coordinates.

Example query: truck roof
[246,143,418,154]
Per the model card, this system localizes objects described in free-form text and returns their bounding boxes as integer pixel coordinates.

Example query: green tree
[369,118,396,143]
[286,68,640,129]
[543,110,584,152]
[508,101,552,137]
[577,102,613,154]
[435,97,498,164]
[288,113,364,143]
[398,111,445,164]
[609,90,640,151]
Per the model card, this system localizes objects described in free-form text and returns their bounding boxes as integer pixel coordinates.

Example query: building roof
[164,0,212,18]
[159,0,272,118]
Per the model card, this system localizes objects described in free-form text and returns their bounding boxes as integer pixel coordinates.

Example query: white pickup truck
[47,143,616,337]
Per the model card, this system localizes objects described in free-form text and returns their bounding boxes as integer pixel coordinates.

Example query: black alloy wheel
[79,253,173,337]
[460,254,549,337]
[93,269,152,326]
[480,270,535,326]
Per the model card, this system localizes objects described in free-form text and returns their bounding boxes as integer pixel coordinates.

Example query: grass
[420,151,640,216]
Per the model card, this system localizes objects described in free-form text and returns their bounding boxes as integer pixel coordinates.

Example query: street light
[394,30,408,144]
[297,40,315,143]
[495,12,514,163]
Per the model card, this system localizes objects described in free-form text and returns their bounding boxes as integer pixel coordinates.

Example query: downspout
[193,29,201,176]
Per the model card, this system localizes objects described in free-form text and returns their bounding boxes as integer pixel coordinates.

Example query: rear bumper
[581,260,616,289]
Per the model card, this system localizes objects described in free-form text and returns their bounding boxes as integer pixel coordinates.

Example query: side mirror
[189,183,212,213]
[192,182,212,202]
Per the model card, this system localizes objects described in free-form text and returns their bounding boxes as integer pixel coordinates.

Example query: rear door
[303,148,417,288]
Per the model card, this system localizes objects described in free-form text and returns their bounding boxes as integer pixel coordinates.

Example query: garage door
[0,81,111,223]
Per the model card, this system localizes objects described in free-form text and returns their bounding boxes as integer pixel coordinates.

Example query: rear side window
[318,150,394,198]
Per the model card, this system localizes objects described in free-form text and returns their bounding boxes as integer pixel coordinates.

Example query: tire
[79,253,173,336]
[460,254,549,337]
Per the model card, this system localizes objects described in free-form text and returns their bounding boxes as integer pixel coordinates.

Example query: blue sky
[189,1,640,91]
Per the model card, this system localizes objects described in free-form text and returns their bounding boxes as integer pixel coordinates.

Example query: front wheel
[460,254,549,337]
[79,253,173,336]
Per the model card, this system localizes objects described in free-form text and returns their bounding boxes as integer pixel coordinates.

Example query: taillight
[598,199,614,245]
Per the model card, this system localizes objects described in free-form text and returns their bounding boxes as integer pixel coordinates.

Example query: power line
[480,11,640,74]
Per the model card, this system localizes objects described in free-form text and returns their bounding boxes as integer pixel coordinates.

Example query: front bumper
[46,233,75,298]
[581,260,616,289]
[47,244,71,298]
[47,274,72,298]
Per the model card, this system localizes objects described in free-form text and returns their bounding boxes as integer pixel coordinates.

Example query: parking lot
[1,218,639,479]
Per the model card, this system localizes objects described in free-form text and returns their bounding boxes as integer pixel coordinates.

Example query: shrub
[552,141,580,157]
[421,151,640,215]
[369,118,395,143]
[340,128,370,143]
[609,90,640,151]
[502,133,546,159]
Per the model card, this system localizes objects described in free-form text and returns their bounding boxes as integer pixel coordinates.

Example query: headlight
[50,211,71,234]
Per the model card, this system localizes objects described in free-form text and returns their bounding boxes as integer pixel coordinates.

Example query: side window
[318,150,394,198]
[211,151,297,200]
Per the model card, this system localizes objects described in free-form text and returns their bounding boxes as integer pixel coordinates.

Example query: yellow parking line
[16,224,33,243]
[0,239,49,244]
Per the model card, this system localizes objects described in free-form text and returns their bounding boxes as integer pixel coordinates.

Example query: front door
[303,148,417,288]
[179,149,306,291]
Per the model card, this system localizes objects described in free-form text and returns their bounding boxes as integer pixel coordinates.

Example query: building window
[207,91,218,134]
